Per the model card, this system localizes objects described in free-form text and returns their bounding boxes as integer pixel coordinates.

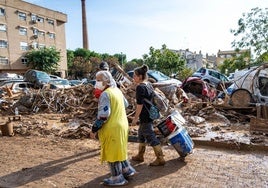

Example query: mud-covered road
[0,135,267,188]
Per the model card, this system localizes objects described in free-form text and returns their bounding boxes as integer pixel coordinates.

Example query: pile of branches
[1,85,97,117]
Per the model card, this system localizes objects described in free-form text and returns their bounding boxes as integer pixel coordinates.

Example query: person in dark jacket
[131,64,165,166]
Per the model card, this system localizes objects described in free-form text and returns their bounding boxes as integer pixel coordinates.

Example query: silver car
[192,68,229,87]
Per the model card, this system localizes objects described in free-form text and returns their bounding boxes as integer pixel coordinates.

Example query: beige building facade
[0,0,67,77]
[216,49,250,66]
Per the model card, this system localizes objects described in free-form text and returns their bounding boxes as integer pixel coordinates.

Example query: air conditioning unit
[31,14,37,23]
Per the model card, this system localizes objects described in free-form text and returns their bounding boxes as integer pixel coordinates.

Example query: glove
[92,119,104,133]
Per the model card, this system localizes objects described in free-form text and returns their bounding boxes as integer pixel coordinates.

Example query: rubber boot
[149,145,166,166]
[132,143,146,162]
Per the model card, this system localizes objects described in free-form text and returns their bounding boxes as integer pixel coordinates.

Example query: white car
[127,70,182,86]
[0,80,34,94]
[229,64,268,106]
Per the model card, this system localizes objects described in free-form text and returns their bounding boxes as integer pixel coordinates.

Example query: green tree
[142,44,185,76]
[69,48,100,79]
[113,53,126,66]
[25,47,61,73]
[69,56,91,79]
[177,67,193,81]
[123,58,144,72]
[67,50,75,69]
[231,7,268,63]
[67,48,125,79]
[257,51,268,63]
[123,61,139,72]
[130,58,144,66]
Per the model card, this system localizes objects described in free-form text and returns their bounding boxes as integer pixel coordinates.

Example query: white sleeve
[97,92,111,120]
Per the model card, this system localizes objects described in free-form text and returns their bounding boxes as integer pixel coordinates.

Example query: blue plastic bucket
[167,127,194,155]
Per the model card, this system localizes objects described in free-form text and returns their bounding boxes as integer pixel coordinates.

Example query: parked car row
[4,65,266,107]
[0,70,85,95]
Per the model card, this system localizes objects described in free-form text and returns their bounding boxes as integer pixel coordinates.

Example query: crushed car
[180,76,217,101]
[228,63,268,107]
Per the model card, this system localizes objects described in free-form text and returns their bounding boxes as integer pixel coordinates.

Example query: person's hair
[99,61,109,71]
[96,70,117,87]
[134,64,148,81]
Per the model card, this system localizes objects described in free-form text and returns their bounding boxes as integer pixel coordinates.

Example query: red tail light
[202,89,208,96]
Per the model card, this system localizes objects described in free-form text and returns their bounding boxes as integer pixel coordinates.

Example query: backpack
[145,83,169,114]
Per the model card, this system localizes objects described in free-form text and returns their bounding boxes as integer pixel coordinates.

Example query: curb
[192,139,268,152]
[128,135,268,152]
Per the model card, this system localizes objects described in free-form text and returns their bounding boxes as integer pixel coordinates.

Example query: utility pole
[81,0,89,49]
[120,52,123,66]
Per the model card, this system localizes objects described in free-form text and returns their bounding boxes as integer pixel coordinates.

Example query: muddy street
[0,136,267,188]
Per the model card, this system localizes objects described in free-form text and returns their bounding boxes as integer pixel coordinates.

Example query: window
[219,74,228,82]
[48,32,55,39]
[31,42,38,49]
[37,16,44,23]
[38,44,45,48]
[21,57,27,65]
[38,31,45,37]
[47,19,54,25]
[0,57,8,65]
[0,40,8,48]
[0,8,5,16]
[19,27,27,35]
[20,42,28,51]
[0,24,6,32]
[18,12,26,21]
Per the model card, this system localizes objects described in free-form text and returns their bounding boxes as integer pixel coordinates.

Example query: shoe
[103,174,128,186]
[123,166,136,178]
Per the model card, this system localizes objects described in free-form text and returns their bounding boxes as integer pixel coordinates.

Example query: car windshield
[196,68,206,74]
[148,70,170,81]
[36,71,50,79]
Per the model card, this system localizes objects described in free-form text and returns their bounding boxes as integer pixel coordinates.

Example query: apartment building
[171,49,204,70]
[0,0,67,77]
[216,49,251,66]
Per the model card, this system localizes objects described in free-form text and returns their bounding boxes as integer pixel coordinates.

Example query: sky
[23,0,267,61]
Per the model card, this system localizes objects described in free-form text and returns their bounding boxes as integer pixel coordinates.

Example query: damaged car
[229,64,268,107]
[180,77,217,101]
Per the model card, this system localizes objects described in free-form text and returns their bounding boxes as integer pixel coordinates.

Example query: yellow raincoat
[98,87,129,163]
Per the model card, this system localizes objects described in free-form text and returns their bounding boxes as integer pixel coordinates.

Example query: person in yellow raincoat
[90,70,136,186]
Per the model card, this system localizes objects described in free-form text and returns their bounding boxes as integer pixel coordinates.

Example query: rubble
[0,63,268,151]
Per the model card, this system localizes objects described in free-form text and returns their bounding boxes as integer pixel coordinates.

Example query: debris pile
[0,63,268,148]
